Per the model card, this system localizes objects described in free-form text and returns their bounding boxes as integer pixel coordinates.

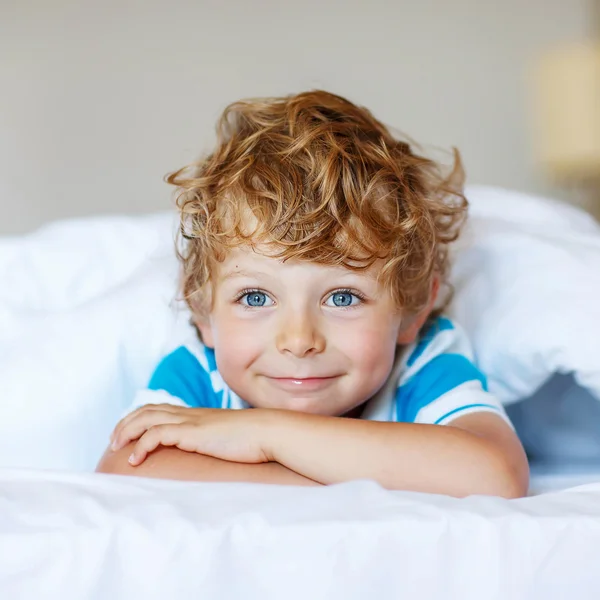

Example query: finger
[110,405,160,443]
[112,408,183,450]
[128,424,191,466]
[110,403,181,444]
[112,410,183,451]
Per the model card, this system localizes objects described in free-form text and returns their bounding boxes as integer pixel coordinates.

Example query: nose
[275,307,326,358]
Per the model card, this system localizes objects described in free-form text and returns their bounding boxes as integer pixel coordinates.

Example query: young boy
[98,91,529,498]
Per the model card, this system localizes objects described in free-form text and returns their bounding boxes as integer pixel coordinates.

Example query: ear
[396,276,440,345]
[194,317,215,349]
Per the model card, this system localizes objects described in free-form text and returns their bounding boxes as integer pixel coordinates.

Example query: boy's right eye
[239,290,274,308]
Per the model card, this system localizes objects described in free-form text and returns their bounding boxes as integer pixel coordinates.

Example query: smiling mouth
[265,376,341,391]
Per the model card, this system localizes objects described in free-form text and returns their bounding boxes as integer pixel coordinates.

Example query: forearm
[96,443,319,486]
[265,412,521,497]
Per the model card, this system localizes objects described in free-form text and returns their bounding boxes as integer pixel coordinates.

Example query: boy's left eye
[325,291,362,308]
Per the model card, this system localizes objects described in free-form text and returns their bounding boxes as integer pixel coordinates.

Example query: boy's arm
[96,442,320,486]
[262,410,528,498]
[113,405,528,498]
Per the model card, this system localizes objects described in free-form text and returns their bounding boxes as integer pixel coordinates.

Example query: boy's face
[196,245,426,417]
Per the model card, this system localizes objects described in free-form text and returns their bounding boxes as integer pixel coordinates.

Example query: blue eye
[326,291,361,308]
[240,291,273,307]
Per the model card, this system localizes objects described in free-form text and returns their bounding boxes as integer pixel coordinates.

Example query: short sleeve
[396,318,513,427]
[146,346,220,408]
[122,346,221,418]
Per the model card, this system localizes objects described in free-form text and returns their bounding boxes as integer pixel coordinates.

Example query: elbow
[491,469,528,500]
[475,446,530,499]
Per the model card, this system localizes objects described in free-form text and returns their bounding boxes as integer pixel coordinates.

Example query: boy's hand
[109,404,276,466]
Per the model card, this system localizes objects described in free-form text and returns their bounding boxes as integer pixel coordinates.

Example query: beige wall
[0,0,592,234]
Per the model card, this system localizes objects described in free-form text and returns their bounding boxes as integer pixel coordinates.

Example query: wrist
[257,408,296,463]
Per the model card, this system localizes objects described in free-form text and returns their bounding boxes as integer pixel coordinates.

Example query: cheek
[210,314,265,373]
[335,318,399,377]
[355,334,396,375]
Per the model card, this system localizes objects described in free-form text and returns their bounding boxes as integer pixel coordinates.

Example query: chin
[278,396,336,415]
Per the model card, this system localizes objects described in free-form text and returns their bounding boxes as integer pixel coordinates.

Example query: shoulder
[402,316,475,377]
[395,316,510,424]
[151,336,217,377]
[147,337,222,408]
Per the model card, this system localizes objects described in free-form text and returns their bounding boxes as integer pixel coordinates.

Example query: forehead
[215,245,381,281]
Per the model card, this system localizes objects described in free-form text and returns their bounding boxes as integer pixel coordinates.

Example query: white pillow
[0,213,193,471]
[451,185,600,404]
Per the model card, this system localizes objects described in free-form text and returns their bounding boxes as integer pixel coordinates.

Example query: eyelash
[329,288,366,308]
[234,288,270,309]
[234,288,366,309]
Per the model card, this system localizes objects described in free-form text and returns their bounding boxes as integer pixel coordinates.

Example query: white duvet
[2,185,600,598]
[3,470,600,600]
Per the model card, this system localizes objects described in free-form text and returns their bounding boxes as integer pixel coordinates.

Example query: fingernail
[128,453,136,465]
[111,440,119,451]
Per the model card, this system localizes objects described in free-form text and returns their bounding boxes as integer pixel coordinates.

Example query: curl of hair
[166,90,467,319]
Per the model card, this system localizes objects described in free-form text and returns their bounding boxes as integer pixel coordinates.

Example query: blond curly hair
[166,90,467,319]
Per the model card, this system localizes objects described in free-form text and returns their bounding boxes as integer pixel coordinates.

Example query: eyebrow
[219,269,271,282]
[219,266,379,285]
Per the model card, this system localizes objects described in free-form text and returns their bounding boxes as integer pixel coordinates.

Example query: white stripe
[435,404,510,427]
[228,390,249,410]
[179,338,245,409]
[222,386,230,409]
[121,389,189,419]
[210,370,226,393]
[183,340,210,373]
[414,381,514,429]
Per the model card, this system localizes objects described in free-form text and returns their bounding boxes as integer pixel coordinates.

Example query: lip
[265,376,341,392]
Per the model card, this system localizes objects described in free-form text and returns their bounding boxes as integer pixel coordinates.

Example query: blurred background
[0,0,596,234]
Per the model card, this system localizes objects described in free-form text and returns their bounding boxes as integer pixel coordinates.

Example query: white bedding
[4,469,600,600]
[3,185,600,597]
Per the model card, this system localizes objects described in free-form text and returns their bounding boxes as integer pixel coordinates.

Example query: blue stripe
[205,347,218,372]
[434,403,500,425]
[148,346,220,408]
[406,316,454,367]
[396,352,488,423]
